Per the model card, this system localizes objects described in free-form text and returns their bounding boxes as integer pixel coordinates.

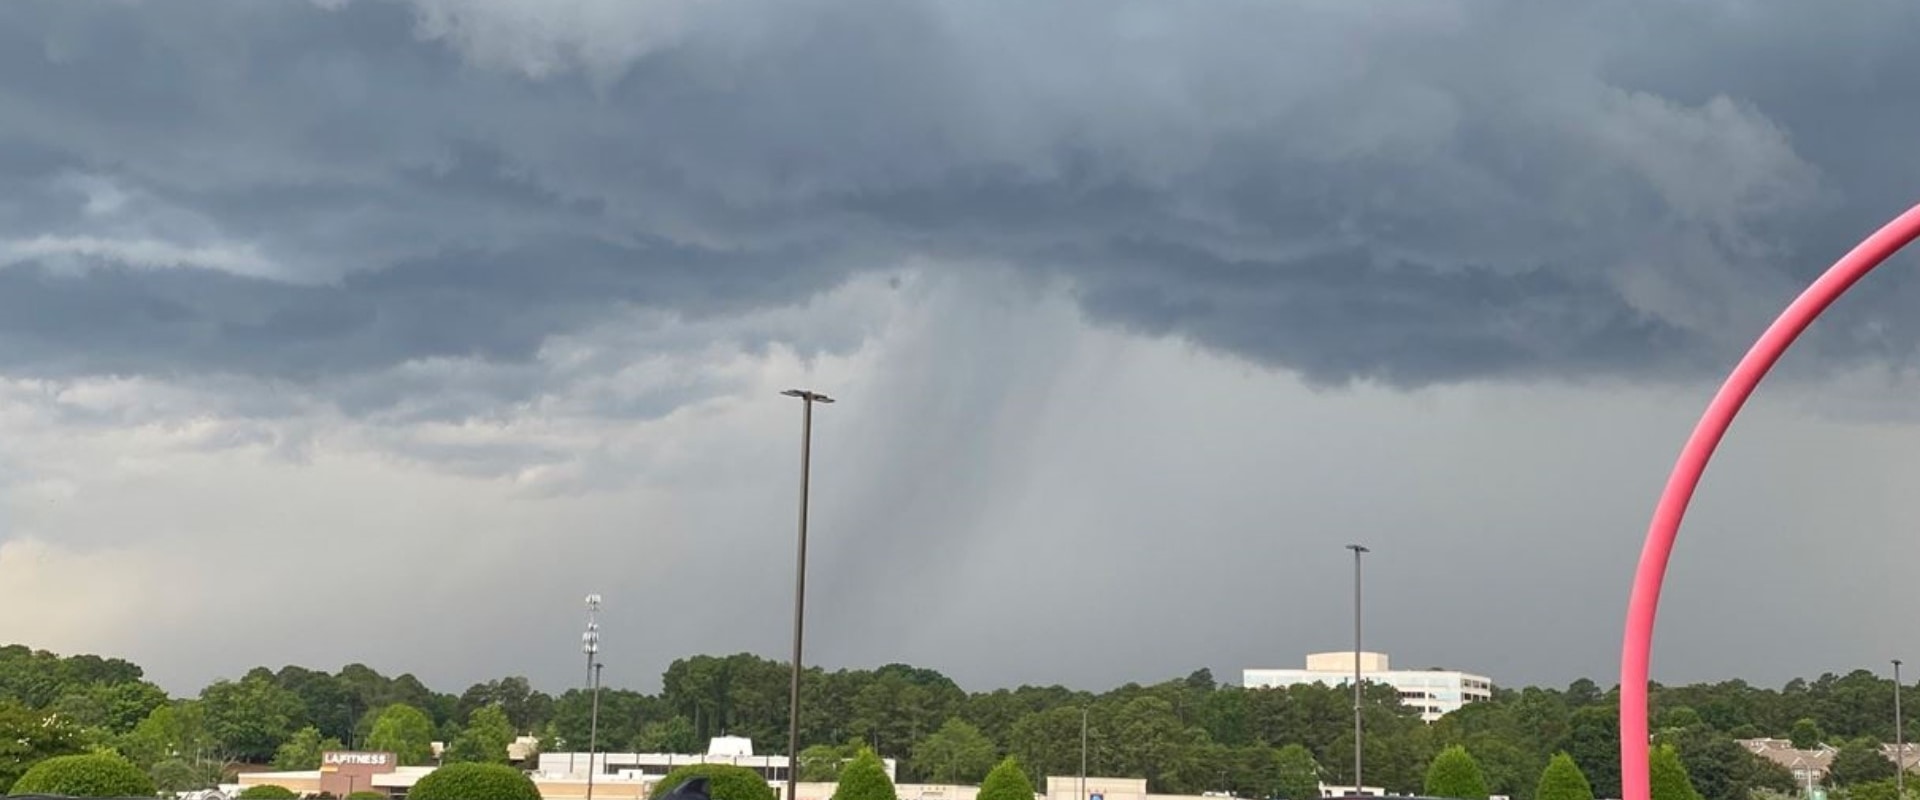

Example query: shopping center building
[234,738,897,800]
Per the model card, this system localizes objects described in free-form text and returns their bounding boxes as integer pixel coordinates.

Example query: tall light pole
[588,662,604,800]
[580,595,602,780]
[1897,659,1906,800]
[782,389,833,800]
[1080,707,1089,800]
[1346,543,1369,797]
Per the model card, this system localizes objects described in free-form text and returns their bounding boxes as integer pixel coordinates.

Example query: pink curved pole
[1622,202,1920,800]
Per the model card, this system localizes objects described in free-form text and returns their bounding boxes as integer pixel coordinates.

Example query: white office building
[1243,652,1493,723]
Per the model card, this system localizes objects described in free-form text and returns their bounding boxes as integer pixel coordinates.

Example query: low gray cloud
[3,0,1919,406]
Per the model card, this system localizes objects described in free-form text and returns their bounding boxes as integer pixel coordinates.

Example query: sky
[7,0,1920,700]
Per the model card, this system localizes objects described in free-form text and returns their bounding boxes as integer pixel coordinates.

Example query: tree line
[2,645,1916,800]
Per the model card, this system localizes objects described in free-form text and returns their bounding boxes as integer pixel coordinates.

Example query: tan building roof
[1739,738,1838,778]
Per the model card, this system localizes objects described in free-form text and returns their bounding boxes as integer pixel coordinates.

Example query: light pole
[1080,707,1088,800]
[1897,659,1906,800]
[1346,543,1369,797]
[588,661,604,800]
[782,388,833,800]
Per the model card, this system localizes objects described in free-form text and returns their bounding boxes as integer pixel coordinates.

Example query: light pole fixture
[1346,543,1369,797]
[782,389,833,800]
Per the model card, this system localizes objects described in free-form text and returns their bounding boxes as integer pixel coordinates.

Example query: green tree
[8,752,156,797]
[833,748,898,800]
[366,704,435,766]
[49,681,169,735]
[1790,719,1824,750]
[1536,753,1596,800]
[238,785,301,799]
[1841,779,1904,800]
[0,700,86,793]
[1426,745,1492,800]
[447,706,516,764]
[348,792,388,800]
[1830,741,1897,786]
[455,677,554,734]
[118,702,215,769]
[1274,744,1321,800]
[910,719,998,784]
[633,716,699,754]
[979,757,1037,800]
[273,725,345,771]
[1659,725,1796,800]
[800,742,864,782]
[1650,744,1703,800]
[1561,706,1623,799]
[148,758,208,794]
[201,675,307,762]
[409,762,541,800]
[651,764,777,800]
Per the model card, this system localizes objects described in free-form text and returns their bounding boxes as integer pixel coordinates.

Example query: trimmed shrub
[977,757,1036,800]
[1536,753,1596,800]
[651,764,775,800]
[408,763,539,800]
[1425,745,1491,800]
[239,786,301,800]
[347,792,388,800]
[9,752,156,797]
[831,749,896,800]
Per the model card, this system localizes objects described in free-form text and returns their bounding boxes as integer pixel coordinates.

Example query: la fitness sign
[323,752,393,767]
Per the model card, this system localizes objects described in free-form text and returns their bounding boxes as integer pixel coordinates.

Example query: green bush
[831,749,896,800]
[977,757,1035,800]
[408,763,539,800]
[347,792,388,800]
[1424,745,1490,800]
[239,786,302,800]
[1536,753,1595,800]
[651,764,775,800]
[8,752,157,797]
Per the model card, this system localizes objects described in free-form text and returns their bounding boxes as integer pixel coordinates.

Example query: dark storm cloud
[0,235,837,380]
[3,0,1919,397]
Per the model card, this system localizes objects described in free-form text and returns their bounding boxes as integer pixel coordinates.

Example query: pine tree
[832,748,898,800]
[1649,744,1703,800]
[1537,753,1597,800]
[1425,745,1491,800]
[979,757,1037,800]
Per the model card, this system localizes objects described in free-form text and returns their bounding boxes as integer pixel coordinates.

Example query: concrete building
[236,757,654,800]
[536,735,898,785]
[1242,652,1493,723]
[1041,776,1393,800]
[236,739,900,800]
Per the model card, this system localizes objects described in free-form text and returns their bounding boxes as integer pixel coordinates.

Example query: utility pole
[1080,707,1089,800]
[1346,544,1369,797]
[587,661,604,800]
[782,389,833,800]
[1898,659,1907,800]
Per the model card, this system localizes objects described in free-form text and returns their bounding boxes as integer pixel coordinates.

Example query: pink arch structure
[1621,202,1920,800]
